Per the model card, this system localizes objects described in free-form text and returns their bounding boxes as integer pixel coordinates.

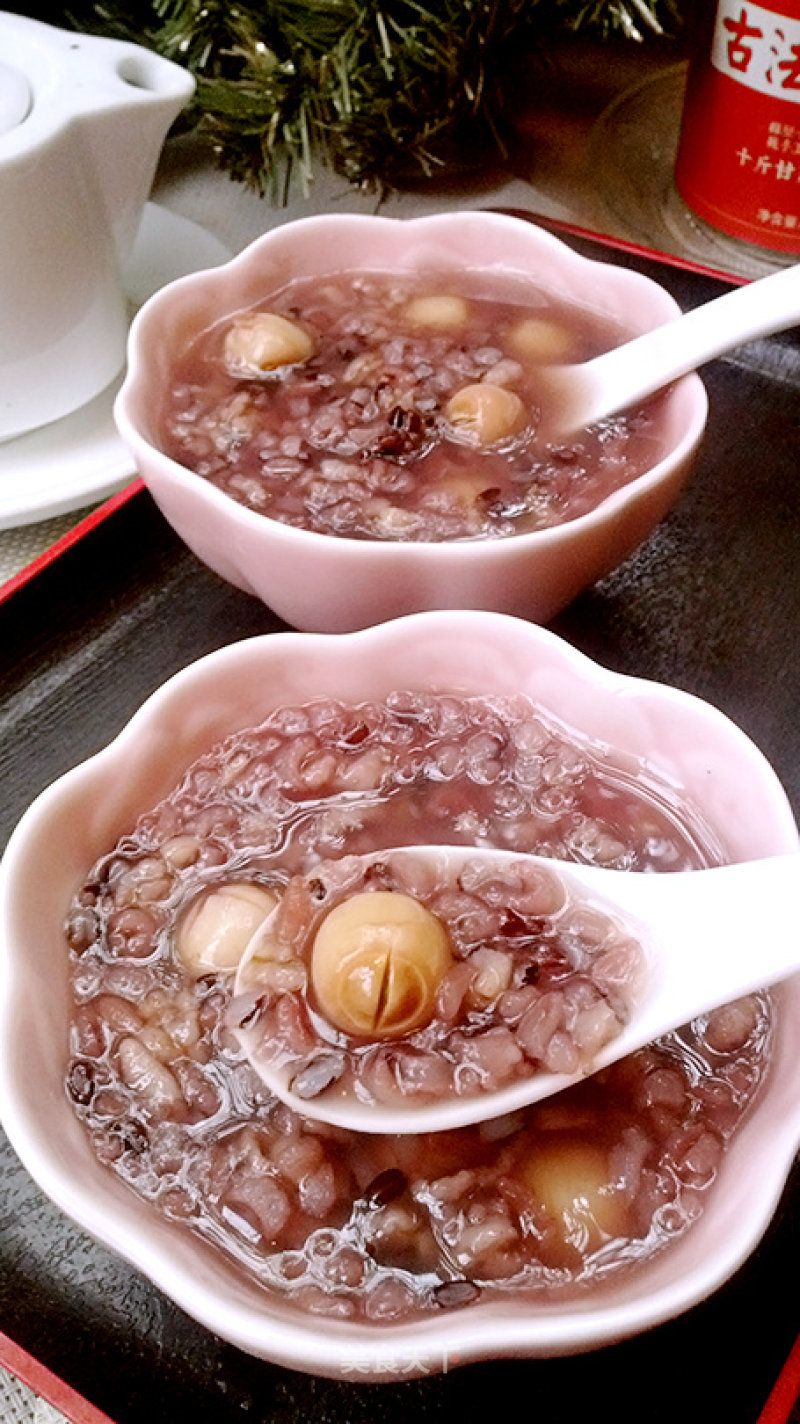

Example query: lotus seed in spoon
[230,845,800,1134]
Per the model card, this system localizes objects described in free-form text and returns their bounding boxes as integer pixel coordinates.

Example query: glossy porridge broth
[234,848,647,1110]
[159,271,669,541]
[64,693,772,1321]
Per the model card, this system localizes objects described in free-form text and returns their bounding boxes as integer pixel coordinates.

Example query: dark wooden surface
[1,225,799,1423]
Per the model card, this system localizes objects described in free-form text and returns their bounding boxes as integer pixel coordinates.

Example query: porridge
[233,850,645,1108]
[159,271,668,542]
[64,692,771,1320]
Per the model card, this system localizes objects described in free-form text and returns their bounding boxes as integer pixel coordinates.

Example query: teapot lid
[0,62,32,136]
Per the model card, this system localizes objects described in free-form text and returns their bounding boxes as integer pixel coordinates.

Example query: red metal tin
[676,0,800,252]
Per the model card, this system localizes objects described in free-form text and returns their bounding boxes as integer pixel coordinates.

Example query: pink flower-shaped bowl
[0,612,797,1379]
[113,212,708,632]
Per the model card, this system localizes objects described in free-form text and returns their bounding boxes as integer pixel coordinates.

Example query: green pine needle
[63,0,687,197]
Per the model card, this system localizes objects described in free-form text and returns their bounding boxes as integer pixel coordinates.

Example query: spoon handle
[553,260,800,431]
[584,852,800,1049]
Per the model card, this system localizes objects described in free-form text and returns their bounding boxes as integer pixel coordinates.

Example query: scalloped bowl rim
[114,211,709,561]
[0,611,797,1378]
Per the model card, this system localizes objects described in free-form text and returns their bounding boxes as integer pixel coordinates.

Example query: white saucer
[0,204,232,530]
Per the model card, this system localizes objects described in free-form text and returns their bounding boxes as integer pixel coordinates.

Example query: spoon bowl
[233,845,800,1134]
[542,259,800,436]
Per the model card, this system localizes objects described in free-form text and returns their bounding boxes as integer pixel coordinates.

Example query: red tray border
[0,479,143,609]
[0,1329,116,1424]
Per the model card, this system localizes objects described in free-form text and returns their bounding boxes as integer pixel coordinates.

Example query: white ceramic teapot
[0,12,194,442]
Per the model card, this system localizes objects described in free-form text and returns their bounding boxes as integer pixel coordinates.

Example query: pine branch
[549,0,685,40]
[62,0,689,196]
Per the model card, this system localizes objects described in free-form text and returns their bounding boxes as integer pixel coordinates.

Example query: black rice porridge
[233,850,645,1109]
[65,693,772,1321]
[160,271,669,541]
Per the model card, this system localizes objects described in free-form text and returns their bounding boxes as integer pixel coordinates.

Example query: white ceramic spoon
[232,846,800,1135]
[542,259,800,436]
